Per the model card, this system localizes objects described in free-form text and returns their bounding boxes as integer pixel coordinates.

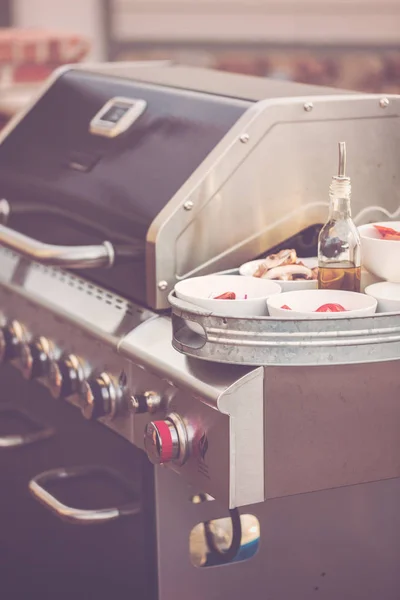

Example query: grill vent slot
[30,262,137,316]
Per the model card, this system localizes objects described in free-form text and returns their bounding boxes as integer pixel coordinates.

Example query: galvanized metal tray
[169,292,400,367]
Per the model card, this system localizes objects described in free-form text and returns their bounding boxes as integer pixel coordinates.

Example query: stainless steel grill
[0,61,400,600]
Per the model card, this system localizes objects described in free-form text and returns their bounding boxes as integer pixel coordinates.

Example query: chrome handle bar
[0,224,114,268]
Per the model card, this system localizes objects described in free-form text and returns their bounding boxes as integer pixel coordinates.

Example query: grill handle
[0,407,55,448]
[29,466,141,525]
[0,224,114,268]
[0,429,54,447]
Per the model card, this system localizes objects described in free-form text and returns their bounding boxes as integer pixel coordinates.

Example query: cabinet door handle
[29,466,141,525]
[0,407,54,447]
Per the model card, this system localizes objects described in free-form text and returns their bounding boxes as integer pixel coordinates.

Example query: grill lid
[0,66,250,306]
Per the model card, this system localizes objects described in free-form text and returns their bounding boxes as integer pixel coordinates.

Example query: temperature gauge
[89,97,147,138]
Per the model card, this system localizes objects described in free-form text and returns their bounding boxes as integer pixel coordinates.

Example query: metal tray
[169,292,400,367]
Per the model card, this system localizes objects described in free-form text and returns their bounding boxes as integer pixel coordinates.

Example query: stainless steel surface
[29,466,141,525]
[169,292,400,366]
[144,418,181,465]
[0,246,154,343]
[0,245,265,507]
[264,361,400,499]
[120,316,265,508]
[148,92,400,309]
[0,247,151,443]
[98,63,350,102]
[155,467,400,600]
[0,224,115,269]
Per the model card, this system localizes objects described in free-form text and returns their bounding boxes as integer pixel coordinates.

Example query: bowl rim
[358,221,400,241]
[364,282,400,301]
[266,289,377,314]
[175,275,282,303]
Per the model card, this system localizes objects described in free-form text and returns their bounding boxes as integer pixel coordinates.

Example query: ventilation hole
[189,514,260,568]
[105,300,112,305]
[190,494,215,504]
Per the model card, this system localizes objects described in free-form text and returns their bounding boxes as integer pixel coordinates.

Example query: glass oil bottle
[318,142,361,292]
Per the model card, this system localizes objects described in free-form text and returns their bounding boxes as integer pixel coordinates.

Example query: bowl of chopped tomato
[175,275,281,320]
[267,289,377,319]
[358,221,400,283]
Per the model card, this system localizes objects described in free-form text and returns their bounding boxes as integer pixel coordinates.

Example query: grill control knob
[2,320,32,377]
[79,372,119,421]
[129,391,162,414]
[29,336,53,379]
[58,354,85,398]
[0,327,6,364]
[144,414,189,465]
[28,336,62,398]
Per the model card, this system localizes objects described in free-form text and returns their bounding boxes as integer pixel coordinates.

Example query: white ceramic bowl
[358,221,400,282]
[267,289,377,319]
[175,275,281,318]
[364,281,400,313]
[239,257,318,292]
[360,267,382,292]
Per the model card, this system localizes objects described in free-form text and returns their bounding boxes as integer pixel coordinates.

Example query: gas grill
[0,62,400,600]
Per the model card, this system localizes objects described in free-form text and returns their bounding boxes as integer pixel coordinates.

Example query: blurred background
[0,0,399,125]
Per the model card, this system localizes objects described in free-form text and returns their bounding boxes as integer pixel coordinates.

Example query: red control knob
[144,418,180,464]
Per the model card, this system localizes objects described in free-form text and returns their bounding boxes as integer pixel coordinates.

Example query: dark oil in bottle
[318,263,361,292]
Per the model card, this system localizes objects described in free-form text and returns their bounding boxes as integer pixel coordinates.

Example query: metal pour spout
[330,140,351,199]
[338,141,346,178]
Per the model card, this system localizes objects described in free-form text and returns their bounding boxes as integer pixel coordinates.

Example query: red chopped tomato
[315,303,346,313]
[374,224,400,240]
[214,291,236,300]
[281,304,292,310]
